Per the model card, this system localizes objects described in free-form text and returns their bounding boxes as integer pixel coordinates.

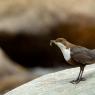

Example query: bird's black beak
[50,40,55,46]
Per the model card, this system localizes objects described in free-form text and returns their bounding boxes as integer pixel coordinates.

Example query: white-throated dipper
[50,38,95,84]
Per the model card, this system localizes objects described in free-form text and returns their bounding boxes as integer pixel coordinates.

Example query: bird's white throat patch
[55,42,71,61]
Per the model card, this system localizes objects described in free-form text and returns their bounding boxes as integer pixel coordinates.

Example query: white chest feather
[63,48,71,61]
[55,42,71,61]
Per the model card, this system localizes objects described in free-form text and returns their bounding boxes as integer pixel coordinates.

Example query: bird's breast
[62,48,71,61]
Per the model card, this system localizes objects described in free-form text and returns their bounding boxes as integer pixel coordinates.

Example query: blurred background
[1,0,95,94]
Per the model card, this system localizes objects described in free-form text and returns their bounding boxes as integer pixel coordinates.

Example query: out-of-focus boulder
[0,48,36,93]
[0,0,95,34]
[0,48,25,75]
[0,0,95,67]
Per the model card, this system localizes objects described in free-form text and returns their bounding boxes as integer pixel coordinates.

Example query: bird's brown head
[50,38,68,47]
[50,37,75,49]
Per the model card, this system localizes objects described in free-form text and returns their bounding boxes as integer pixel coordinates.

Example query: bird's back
[71,46,95,65]
[89,49,95,59]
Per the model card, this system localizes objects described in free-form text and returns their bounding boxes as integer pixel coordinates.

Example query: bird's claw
[70,78,86,84]
[70,80,80,84]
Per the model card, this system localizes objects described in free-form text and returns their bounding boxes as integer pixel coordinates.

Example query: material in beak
[50,40,55,46]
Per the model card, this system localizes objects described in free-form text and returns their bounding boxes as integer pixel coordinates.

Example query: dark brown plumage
[50,38,95,84]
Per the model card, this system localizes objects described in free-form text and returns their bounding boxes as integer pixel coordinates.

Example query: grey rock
[4,64,95,95]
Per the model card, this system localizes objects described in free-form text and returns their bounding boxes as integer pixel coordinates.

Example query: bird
[50,38,95,84]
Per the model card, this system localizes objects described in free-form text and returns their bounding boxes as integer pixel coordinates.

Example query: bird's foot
[70,78,86,84]
[70,80,80,84]
[80,77,86,81]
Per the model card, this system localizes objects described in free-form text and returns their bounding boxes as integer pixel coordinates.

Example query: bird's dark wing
[71,46,93,64]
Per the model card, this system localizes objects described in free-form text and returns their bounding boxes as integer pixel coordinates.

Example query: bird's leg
[70,65,86,84]
[77,65,86,81]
